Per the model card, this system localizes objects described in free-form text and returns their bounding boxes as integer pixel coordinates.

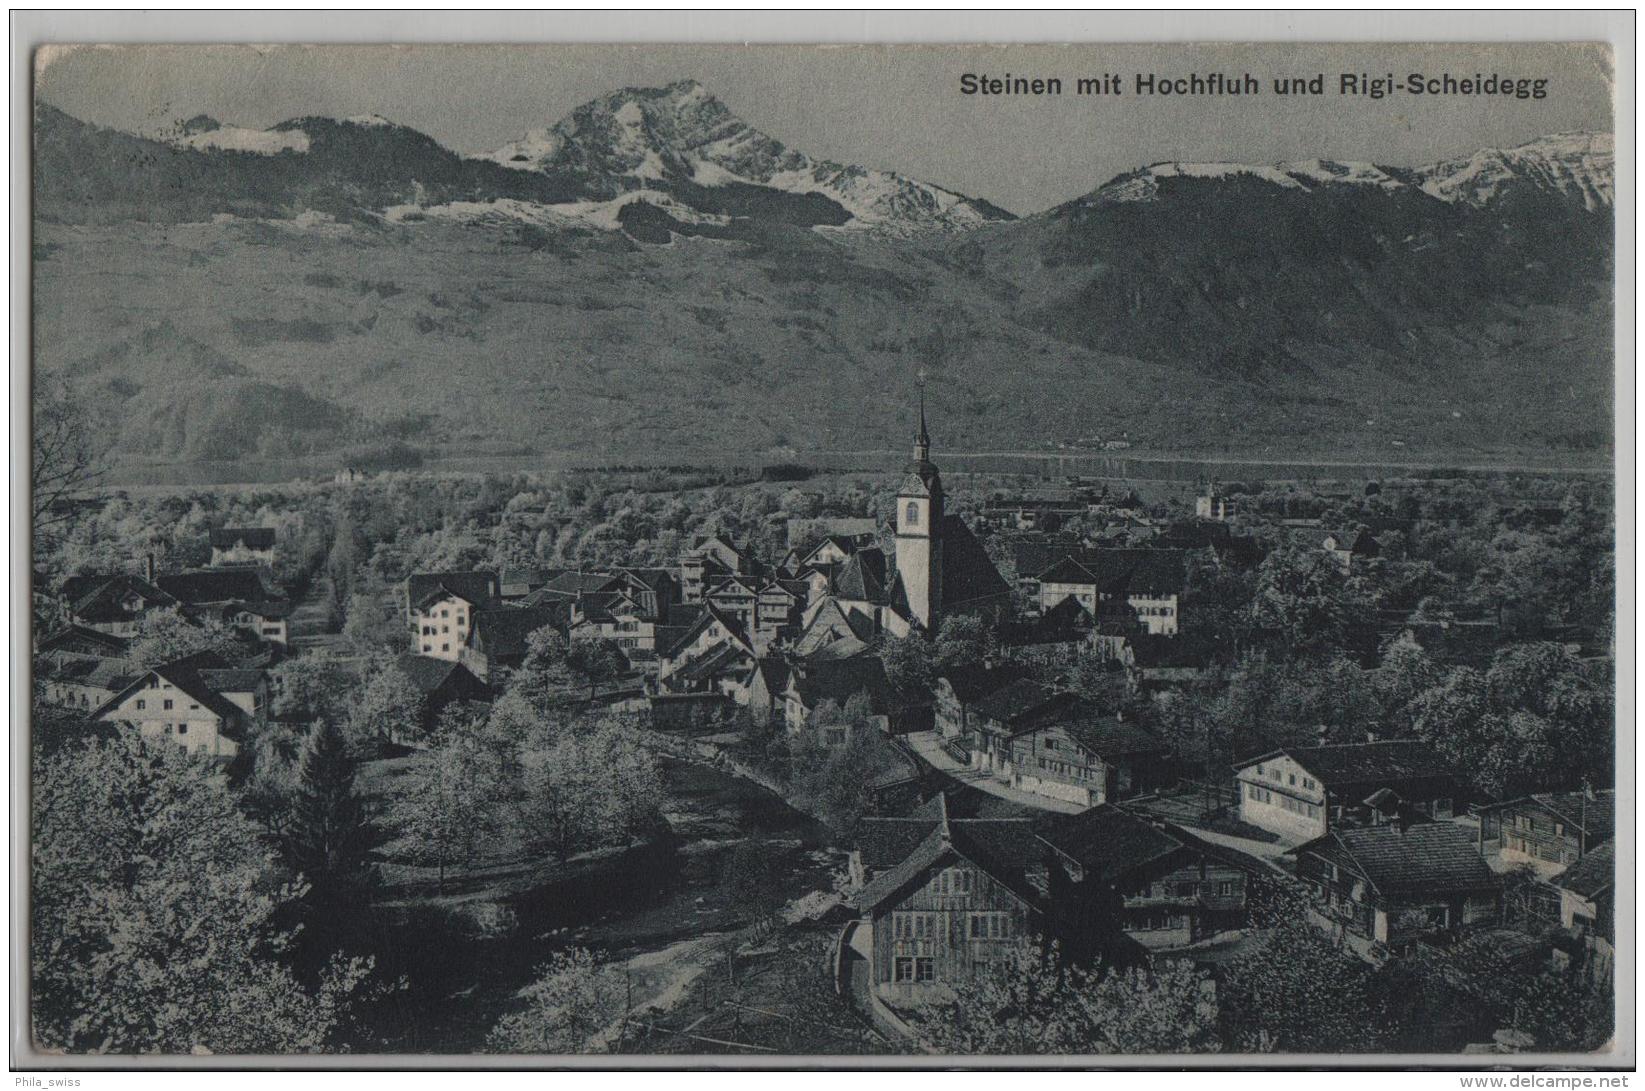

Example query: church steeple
[914,368,931,463]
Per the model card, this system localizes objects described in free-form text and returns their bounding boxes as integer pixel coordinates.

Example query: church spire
[914,367,931,463]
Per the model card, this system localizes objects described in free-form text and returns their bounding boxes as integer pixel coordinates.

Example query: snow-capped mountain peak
[1078,133,1611,214]
[481,79,1013,233]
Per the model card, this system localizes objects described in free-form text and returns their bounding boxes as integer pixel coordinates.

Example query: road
[901,730,1086,815]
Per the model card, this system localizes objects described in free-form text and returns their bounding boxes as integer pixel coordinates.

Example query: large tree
[912,944,1220,1055]
[32,735,371,1053]
[279,720,380,926]
[32,376,105,534]
[487,947,621,1054]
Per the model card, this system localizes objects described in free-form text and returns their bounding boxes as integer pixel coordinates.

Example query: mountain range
[32,81,1615,471]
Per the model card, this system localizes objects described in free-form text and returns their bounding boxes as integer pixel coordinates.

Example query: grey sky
[36,42,1613,214]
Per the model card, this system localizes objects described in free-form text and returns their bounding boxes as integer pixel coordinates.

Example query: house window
[905,502,920,526]
[423,644,432,653]
[136,699,146,710]
[1303,777,1315,790]
[1218,880,1234,897]
[894,957,916,982]
[163,699,174,711]
[441,644,450,652]
[915,958,935,982]
[968,912,1010,939]
[164,723,174,734]
[1288,773,1296,786]
[1045,738,1058,751]
[1554,822,1565,837]
[178,723,188,735]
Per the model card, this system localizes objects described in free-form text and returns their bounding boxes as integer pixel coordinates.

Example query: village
[31,391,1616,1057]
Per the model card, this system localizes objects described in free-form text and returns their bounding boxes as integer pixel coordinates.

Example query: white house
[92,655,266,761]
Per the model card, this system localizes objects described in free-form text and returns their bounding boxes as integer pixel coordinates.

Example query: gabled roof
[831,547,889,603]
[1058,715,1170,760]
[749,656,789,695]
[1035,804,1189,881]
[802,598,878,645]
[661,603,753,660]
[395,654,487,697]
[39,655,136,691]
[1480,790,1615,844]
[91,655,251,733]
[1037,556,1099,586]
[935,662,1027,705]
[499,566,555,589]
[406,571,498,611]
[197,668,264,694]
[675,640,754,684]
[790,655,893,713]
[852,796,1044,912]
[233,599,294,620]
[156,568,276,605]
[470,602,571,659]
[1234,739,1458,792]
[1553,842,1614,900]
[972,678,1076,728]
[37,624,132,656]
[541,570,620,596]
[1291,822,1500,897]
[69,575,177,620]
[209,527,276,550]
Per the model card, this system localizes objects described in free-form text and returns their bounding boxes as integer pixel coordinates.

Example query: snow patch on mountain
[383,190,731,232]
[482,78,1012,233]
[1419,131,1613,211]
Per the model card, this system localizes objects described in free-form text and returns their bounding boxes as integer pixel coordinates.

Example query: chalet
[156,567,276,607]
[1194,482,1236,522]
[461,601,570,682]
[91,653,267,761]
[845,796,1046,1005]
[969,678,1081,777]
[703,575,761,634]
[783,656,895,744]
[1037,805,1261,949]
[613,567,678,621]
[62,574,177,636]
[789,531,877,570]
[680,535,755,604]
[1007,714,1172,808]
[208,527,277,568]
[568,590,661,656]
[1291,819,1500,959]
[217,599,293,646]
[932,663,1026,743]
[1477,790,1615,875]
[39,656,137,712]
[396,654,492,727]
[1233,739,1464,844]
[655,605,756,695]
[405,571,499,662]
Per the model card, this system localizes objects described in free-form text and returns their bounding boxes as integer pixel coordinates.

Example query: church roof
[935,514,1012,609]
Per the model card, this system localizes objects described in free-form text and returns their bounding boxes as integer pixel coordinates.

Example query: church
[803,386,1012,640]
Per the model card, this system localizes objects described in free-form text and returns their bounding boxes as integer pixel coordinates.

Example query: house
[62,574,177,636]
[499,567,556,601]
[396,654,492,727]
[39,655,137,712]
[1548,842,1614,982]
[783,656,896,744]
[36,624,130,659]
[739,657,790,726]
[208,527,277,568]
[1477,790,1615,875]
[793,597,878,659]
[568,590,663,657]
[788,530,877,570]
[844,795,1046,1005]
[1232,739,1465,844]
[1291,819,1501,959]
[1026,549,1186,637]
[969,678,1081,777]
[1037,804,1261,949]
[655,605,756,694]
[1007,714,1172,808]
[461,601,570,682]
[932,663,1026,743]
[405,571,499,661]
[155,569,291,644]
[1194,482,1236,522]
[91,653,266,760]
[680,535,755,604]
